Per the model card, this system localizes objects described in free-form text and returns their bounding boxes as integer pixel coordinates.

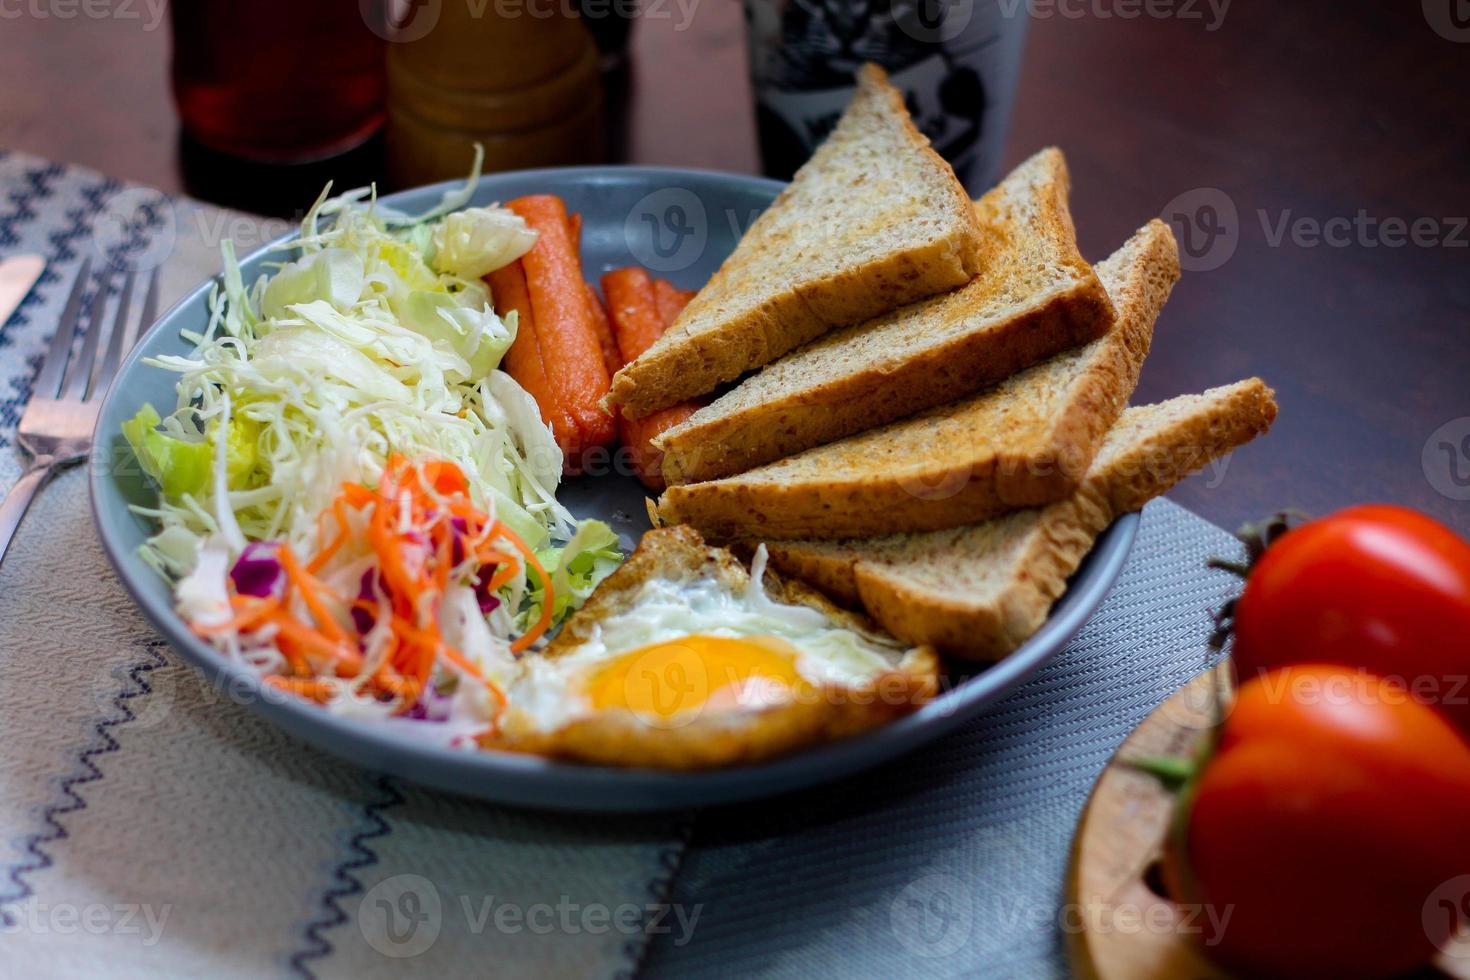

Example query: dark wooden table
[2,1,1466,535]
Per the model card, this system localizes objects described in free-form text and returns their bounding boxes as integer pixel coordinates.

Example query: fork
[0,258,159,569]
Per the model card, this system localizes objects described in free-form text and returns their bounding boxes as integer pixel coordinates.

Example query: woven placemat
[642,499,1236,979]
[0,151,684,979]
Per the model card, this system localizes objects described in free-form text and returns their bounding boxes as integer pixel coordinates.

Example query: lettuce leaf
[483,368,560,493]
[526,519,623,627]
[260,248,365,319]
[122,404,260,503]
[396,291,514,380]
[430,207,538,280]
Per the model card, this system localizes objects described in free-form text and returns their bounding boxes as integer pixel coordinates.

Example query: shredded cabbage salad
[123,152,622,741]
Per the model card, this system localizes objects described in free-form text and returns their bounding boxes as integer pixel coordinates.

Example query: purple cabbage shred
[229,542,284,598]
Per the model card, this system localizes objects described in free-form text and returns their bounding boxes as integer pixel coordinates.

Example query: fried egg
[484,527,939,769]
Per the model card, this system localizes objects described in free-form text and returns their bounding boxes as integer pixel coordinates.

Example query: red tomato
[1167,665,1470,979]
[1231,505,1470,733]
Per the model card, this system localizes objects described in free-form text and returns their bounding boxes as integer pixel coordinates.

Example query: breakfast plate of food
[90,66,1275,810]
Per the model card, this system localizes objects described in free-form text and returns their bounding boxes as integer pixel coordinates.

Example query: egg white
[503,567,911,733]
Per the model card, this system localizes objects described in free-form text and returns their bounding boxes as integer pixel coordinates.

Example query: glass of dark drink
[169,0,387,163]
[579,0,639,72]
[744,0,1029,192]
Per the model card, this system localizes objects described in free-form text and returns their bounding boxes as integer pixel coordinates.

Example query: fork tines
[36,258,159,405]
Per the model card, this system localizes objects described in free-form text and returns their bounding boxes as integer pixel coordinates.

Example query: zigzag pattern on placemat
[0,640,169,926]
[614,811,698,980]
[287,775,405,979]
[0,160,62,251]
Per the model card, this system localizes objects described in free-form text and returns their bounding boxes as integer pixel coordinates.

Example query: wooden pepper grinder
[386,5,604,186]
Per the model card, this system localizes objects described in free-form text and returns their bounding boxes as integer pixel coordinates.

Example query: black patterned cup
[744,0,1029,191]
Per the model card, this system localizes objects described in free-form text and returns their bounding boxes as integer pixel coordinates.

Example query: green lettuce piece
[260,248,365,320]
[536,519,623,624]
[397,290,515,379]
[487,487,549,553]
[429,207,538,280]
[122,404,261,502]
[375,237,440,300]
[513,519,622,635]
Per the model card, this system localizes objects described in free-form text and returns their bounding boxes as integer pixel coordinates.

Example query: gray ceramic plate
[90,167,1138,812]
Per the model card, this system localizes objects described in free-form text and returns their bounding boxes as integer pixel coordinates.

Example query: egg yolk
[588,634,804,720]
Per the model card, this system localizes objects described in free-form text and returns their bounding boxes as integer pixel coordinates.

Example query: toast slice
[757,379,1279,660]
[655,147,1116,484]
[606,64,983,419]
[657,220,1178,541]
[486,526,940,770]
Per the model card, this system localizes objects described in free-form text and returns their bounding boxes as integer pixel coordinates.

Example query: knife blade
[0,254,45,329]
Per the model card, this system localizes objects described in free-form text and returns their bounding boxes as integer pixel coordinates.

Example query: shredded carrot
[264,676,338,702]
[219,456,543,725]
[279,545,349,646]
[340,482,375,508]
[483,562,518,593]
[195,594,283,635]
[431,525,453,595]
[307,497,354,573]
[270,615,363,672]
[473,546,519,569]
[489,520,554,653]
[367,487,417,620]
[375,670,422,706]
[416,459,471,499]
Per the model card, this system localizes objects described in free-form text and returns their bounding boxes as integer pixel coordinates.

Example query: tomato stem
[1205,557,1251,578]
[1207,509,1313,650]
[1234,509,1312,563]
[1123,754,1198,792]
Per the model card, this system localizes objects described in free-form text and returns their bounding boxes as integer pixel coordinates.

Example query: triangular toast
[606,64,984,419]
[656,148,1116,483]
[657,220,1177,540]
[756,379,1278,660]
